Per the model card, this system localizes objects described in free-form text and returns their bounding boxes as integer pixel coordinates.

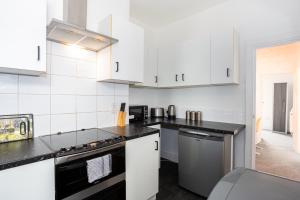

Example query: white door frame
[245,30,300,168]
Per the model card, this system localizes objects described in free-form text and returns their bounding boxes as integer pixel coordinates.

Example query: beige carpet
[256,131,300,182]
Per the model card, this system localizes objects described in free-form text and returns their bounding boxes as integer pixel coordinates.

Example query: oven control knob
[60,148,67,152]
[83,144,88,148]
[71,146,76,150]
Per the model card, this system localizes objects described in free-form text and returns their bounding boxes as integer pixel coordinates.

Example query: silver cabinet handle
[37,46,40,61]
[155,75,158,83]
[175,74,178,82]
[182,73,185,81]
[115,62,119,72]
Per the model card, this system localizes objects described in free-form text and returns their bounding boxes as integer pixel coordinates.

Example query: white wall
[0,42,129,137]
[130,0,300,167]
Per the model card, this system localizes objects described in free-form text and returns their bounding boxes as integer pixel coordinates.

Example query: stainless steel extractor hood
[47,0,118,52]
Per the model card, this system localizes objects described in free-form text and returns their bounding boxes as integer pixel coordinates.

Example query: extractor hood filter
[47,19,118,52]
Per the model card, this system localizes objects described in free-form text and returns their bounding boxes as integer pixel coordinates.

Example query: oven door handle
[57,162,87,171]
[55,142,125,165]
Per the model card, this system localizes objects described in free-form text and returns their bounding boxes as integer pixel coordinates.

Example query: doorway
[255,41,300,181]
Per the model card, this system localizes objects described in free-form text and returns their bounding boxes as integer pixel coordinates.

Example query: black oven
[55,143,125,200]
[129,105,148,122]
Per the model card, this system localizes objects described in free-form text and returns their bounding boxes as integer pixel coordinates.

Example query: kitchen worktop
[0,138,54,171]
[0,125,159,171]
[101,125,160,140]
[132,118,245,135]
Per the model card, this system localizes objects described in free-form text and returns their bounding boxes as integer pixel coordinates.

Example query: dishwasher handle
[180,129,210,137]
[179,128,224,140]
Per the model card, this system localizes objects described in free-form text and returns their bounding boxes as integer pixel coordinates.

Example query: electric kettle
[167,105,176,119]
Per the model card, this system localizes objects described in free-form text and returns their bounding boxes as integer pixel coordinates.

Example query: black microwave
[129,105,148,122]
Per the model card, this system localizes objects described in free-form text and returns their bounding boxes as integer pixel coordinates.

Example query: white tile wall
[77,96,97,113]
[77,112,97,130]
[51,114,77,134]
[0,74,18,93]
[19,94,50,115]
[51,95,76,114]
[0,94,18,114]
[19,75,51,95]
[0,42,129,136]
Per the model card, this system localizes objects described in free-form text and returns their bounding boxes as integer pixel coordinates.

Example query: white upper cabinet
[157,32,211,88]
[0,0,46,75]
[137,29,159,87]
[142,47,158,87]
[175,32,211,87]
[211,27,239,84]
[157,45,177,87]
[0,159,55,200]
[96,15,144,84]
[154,27,238,88]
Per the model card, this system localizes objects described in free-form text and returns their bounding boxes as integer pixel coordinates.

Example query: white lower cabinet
[126,133,160,200]
[0,159,55,200]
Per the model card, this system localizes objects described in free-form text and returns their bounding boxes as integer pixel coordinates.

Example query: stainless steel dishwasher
[178,128,233,197]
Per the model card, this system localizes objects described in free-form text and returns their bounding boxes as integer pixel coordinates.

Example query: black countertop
[101,125,160,140]
[0,118,244,171]
[132,118,245,135]
[0,138,54,171]
[0,126,159,171]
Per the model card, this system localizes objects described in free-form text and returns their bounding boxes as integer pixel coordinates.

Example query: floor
[157,159,206,200]
[256,130,300,181]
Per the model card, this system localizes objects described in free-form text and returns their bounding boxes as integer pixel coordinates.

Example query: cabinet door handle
[37,46,40,61]
[155,75,158,83]
[155,141,159,151]
[182,73,185,81]
[226,68,230,77]
[115,62,119,72]
[175,74,178,82]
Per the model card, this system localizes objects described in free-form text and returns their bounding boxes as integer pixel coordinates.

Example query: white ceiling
[130,0,228,29]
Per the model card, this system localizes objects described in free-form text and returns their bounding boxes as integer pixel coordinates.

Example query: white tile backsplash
[97,96,115,111]
[19,75,50,94]
[77,112,97,130]
[77,60,97,79]
[0,74,18,94]
[51,56,77,76]
[19,94,50,115]
[77,95,97,113]
[0,42,129,136]
[76,78,97,95]
[51,95,76,114]
[51,42,96,62]
[97,82,115,96]
[34,115,51,137]
[51,75,77,95]
[51,114,77,134]
[97,112,116,128]
[0,94,18,114]
[115,84,129,96]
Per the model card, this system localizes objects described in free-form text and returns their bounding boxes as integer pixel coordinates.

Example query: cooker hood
[47,0,118,52]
